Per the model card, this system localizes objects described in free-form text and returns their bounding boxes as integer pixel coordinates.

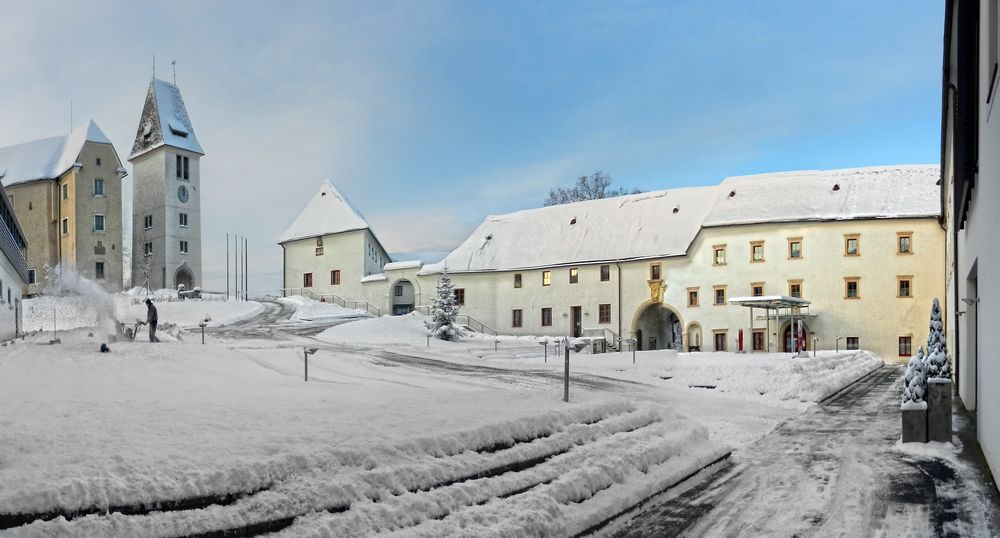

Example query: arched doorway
[633,303,683,351]
[391,279,415,315]
[686,322,703,352]
[782,320,810,352]
[175,264,194,291]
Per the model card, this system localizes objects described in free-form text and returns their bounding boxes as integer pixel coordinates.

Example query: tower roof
[129,78,204,160]
[278,180,372,244]
[0,120,122,188]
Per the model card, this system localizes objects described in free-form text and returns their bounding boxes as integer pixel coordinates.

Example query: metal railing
[581,327,619,351]
[276,288,381,316]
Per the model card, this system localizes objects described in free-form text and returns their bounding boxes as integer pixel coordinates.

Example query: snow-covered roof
[383,260,422,271]
[129,78,204,160]
[360,273,387,283]
[423,186,720,273]
[425,165,941,274]
[279,180,372,244]
[703,165,940,227]
[729,296,811,307]
[0,120,118,187]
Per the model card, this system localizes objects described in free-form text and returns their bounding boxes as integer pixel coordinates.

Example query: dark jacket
[147,303,158,324]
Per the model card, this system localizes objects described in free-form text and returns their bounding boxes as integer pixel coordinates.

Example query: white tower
[129,78,204,291]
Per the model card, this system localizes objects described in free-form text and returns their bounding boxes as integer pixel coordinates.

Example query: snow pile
[317,312,434,346]
[277,296,370,322]
[114,296,262,328]
[24,267,116,336]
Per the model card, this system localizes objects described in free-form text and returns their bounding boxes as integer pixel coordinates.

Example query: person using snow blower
[145,298,160,342]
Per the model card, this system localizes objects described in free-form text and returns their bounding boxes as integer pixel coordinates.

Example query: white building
[282,165,944,362]
[941,0,999,480]
[129,78,205,291]
[0,181,30,339]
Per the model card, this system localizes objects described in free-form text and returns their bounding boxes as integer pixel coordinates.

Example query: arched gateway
[632,303,683,351]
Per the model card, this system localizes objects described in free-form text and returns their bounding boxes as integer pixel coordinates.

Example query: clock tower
[129,78,205,291]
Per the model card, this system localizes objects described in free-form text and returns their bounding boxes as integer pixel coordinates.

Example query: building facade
[0,181,29,340]
[941,0,999,481]
[0,120,127,293]
[282,166,944,363]
[130,78,205,291]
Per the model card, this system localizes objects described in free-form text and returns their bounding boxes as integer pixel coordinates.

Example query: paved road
[605,365,999,537]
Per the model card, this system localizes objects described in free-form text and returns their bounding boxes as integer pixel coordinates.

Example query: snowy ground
[1,298,888,537]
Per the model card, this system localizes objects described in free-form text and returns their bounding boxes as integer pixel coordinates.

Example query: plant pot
[901,402,928,443]
[927,379,952,443]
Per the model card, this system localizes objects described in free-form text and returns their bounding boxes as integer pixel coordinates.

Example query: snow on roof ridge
[278,180,372,244]
[384,260,422,271]
[0,120,119,187]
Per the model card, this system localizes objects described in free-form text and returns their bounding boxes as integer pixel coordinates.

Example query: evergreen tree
[902,346,928,405]
[425,271,460,341]
[925,297,952,380]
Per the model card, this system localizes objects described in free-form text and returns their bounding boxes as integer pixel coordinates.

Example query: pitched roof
[0,120,118,187]
[278,180,372,244]
[423,165,941,274]
[129,78,204,160]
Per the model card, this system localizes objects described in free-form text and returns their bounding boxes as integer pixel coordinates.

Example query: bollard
[543,341,548,363]
[564,345,570,403]
[303,347,318,381]
[427,334,430,348]
[494,339,499,352]
[199,321,207,344]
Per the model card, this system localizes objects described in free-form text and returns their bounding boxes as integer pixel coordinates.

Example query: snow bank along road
[604,365,1000,537]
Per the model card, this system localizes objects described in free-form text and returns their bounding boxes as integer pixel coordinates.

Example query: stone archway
[686,322,703,352]
[781,320,811,352]
[175,264,194,291]
[632,302,683,351]
[391,279,415,315]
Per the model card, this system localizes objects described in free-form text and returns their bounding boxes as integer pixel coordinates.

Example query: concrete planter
[927,379,953,443]
[901,402,928,443]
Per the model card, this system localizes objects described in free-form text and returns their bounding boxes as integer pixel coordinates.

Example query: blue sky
[0,1,944,292]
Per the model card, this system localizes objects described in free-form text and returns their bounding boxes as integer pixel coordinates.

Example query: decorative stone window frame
[514,273,522,288]
[897,275,914,298]
[752,329,766,351]
[598,303,611,324]
[844,276,861,299]
[542,271,551,287]
[898,335,913,357]
[569,267,579,284]
[749,240,765,263]
[844,234,861,257]
[649,263,662,281]
[600,265,611,282]
[787,236,803,260]
[712,329,728,351]
[751,282,765,297]
[713,285,727,306]
[788,279,803,298]
[687,287,700,307]
[897,232,914,255]
[712,244,727,266]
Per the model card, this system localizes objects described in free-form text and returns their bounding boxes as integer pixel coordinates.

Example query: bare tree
[544,171,641,206]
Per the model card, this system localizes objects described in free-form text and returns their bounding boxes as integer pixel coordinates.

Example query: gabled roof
[129,78,204,160]
[422,165,941,274]
[279,180,372,244]
[0,120,120,188]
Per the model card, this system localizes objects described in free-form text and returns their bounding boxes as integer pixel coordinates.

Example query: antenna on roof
[69,100,73,132]
[172,60,176,85]
[152,53,156,78]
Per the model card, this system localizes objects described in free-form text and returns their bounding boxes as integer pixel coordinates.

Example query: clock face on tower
[178,185,189,203]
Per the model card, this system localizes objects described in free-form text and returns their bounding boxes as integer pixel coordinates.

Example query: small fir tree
[902,346,928,405]
[925,297,952,380]
[425,271,460,341]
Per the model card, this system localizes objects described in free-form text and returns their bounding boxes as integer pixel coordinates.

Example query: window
[844,277,860,299]
[542,271,551,286]
[303,273,314,287]
[96,157,102,166]
[144,215,153,229]
[844,234,860,256]
[144,242,152,256]
[650,263,661,280]
[93,178,105,196]
[180,240,189,254]
[514,273,522,288]
[61,217,68,235]
[94,214,105,232]
[788,238,802,259]
[750,241,764,262]
[315,237,323,256]
[598,303,611,324]
[714,285,726,305]
[95,262,105,280]
[454,288,465,305]
[713,245,727,266]
[751,283,764,297]
[331,270,341,285]
[897,276,912,298]
[61,183,68,200]
[541,307,552,327]
[394,285,403,297]
[752,330,765,352]
[789,280,802,299]
[600,265,610,282]
[512,309,523,328]
[897,233,912,254]
[179,213,188,227]
[176,155,190,180]
[27,269,35,285]
[899,336,912,357]
[569,268,579,284]
[687,287,699,307]
[714,331,727,352]
[846,337,860,351]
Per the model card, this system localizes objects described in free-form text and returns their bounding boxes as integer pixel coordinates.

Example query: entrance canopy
[728,295,810,309]
[728,295,813,353]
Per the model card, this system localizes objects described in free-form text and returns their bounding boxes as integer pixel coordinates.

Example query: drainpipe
[616,260,623,351]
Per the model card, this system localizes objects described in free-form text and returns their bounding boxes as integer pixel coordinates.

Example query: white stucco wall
[0,249,26,340]
[283,228,388,302]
